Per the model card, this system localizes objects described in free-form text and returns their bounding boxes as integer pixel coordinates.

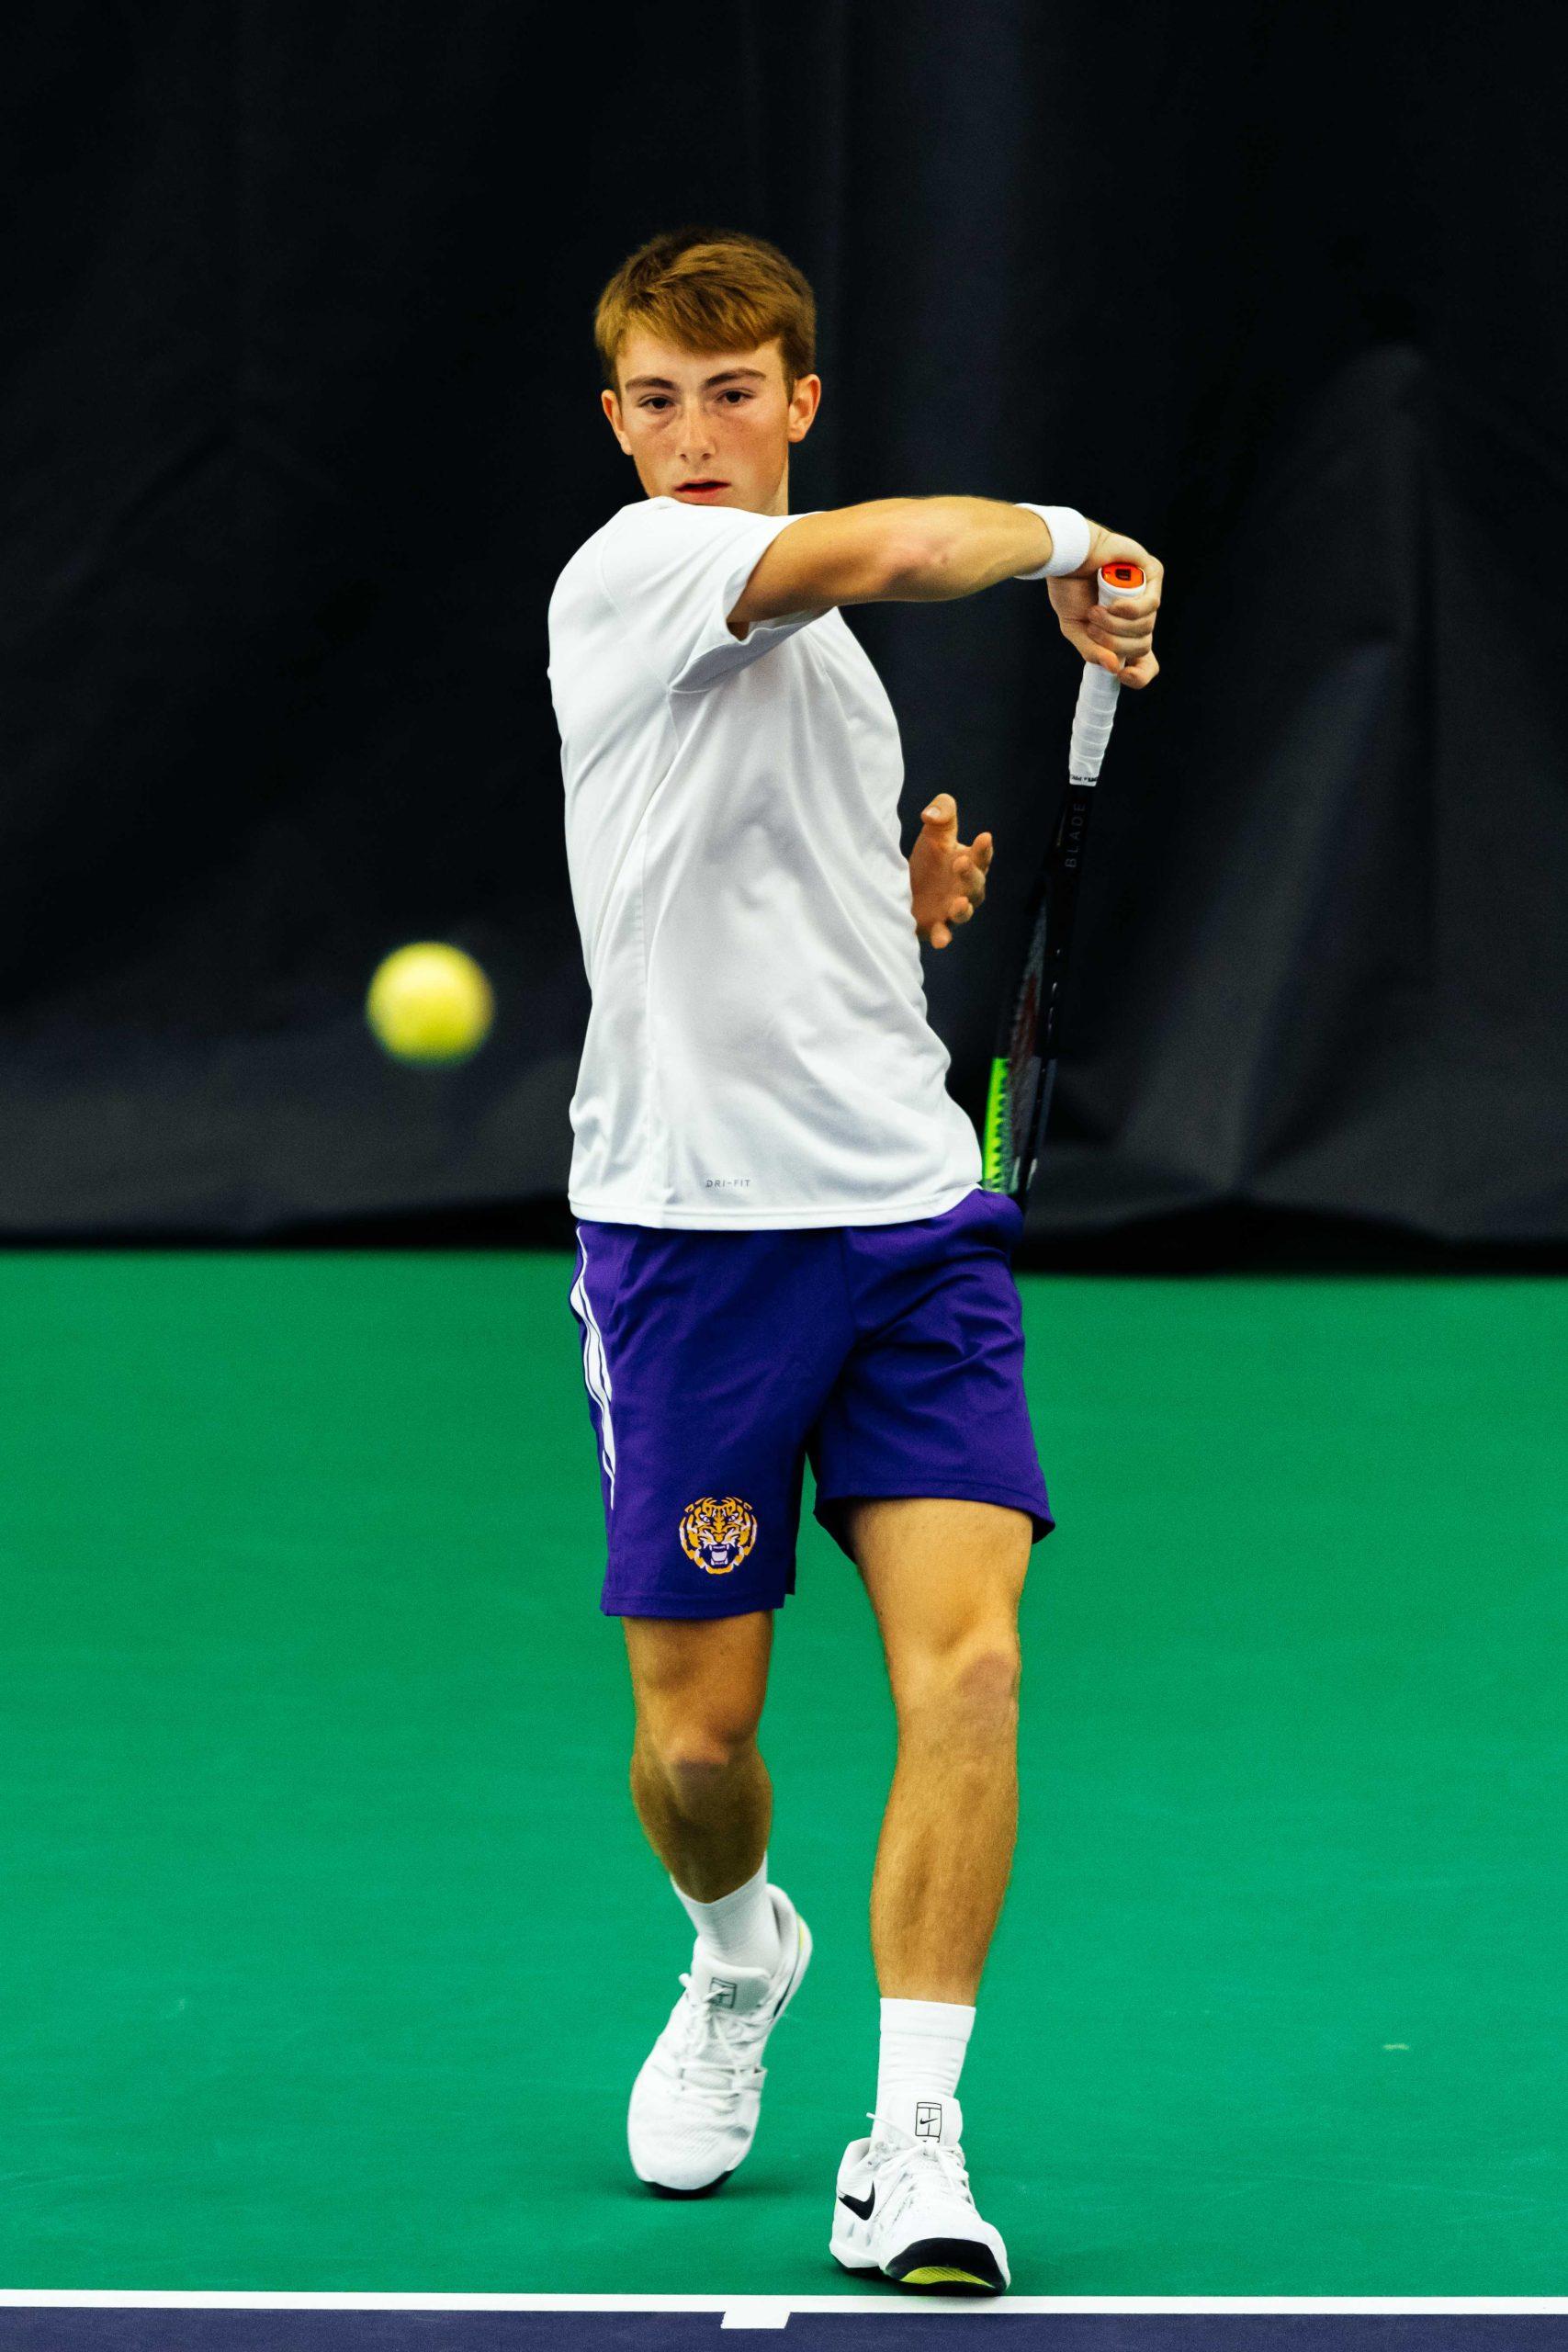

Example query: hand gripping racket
[981,560,1145,1210]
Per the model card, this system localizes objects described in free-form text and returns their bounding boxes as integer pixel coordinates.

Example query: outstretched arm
[727,496,1163,688]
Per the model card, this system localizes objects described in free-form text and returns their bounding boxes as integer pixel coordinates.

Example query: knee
[637,1711,761,1790]
[624,1611,771,1795]
[949,1638,1022,1722]
[897,1632,1021,1730]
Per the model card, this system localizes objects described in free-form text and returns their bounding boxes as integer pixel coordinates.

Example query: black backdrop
[5,2,1565,1259]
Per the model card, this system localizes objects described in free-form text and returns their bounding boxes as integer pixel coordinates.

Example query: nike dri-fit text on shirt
[547,495,983,1230]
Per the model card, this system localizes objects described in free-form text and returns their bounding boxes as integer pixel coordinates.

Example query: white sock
[671,1853,782,1973]
[874,1996,976,2137]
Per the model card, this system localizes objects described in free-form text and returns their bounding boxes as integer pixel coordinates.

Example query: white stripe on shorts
[570,1237,617,1506]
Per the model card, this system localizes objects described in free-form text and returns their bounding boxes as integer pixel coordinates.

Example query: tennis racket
[980,560,1145,1210]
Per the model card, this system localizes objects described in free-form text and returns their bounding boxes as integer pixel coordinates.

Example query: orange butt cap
[1100,561,1145,589]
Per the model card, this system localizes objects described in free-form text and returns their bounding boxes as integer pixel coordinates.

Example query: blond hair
[594,226,817,394]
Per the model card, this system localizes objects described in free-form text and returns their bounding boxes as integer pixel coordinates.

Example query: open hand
[909,794,993,949]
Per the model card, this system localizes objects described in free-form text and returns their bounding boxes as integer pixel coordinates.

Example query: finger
[920,794,959,834]
[1063,622,1122,673]
[1089,605,1157,639]
[972,832,994,870]
[1087,621,1154,662]
[1116,651,1161,690]
[950,899,975,923]
[1089,592,1159,627]
[930,923,950,948]
[1091,628,1153,664]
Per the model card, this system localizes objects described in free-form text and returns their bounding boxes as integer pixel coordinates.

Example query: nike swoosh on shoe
[762,1921,807,2019]
[838,2185,876,2220]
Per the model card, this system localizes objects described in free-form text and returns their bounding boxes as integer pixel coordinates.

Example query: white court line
[3,2293,1568,2315]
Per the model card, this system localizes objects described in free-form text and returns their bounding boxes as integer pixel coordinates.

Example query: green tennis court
[1,1252,1563,2296]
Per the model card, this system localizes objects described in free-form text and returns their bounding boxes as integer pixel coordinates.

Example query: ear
[786,372,822,446]
[601,386,630,455]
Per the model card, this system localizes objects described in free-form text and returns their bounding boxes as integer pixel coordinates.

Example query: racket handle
[1068,560,1145,782]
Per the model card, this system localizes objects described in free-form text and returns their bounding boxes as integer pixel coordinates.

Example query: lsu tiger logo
[679,1495,759,1576]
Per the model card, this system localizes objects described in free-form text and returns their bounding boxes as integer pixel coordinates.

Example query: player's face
[603,332,820,514]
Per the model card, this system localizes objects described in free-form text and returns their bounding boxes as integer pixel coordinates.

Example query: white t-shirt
[547,494,983,1228]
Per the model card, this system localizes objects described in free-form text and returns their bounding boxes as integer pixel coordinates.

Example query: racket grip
[1068,561,1145,782]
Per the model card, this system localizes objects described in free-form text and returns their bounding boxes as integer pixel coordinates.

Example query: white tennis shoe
[829,2090,1010,2294]
[627,1882,812,2196]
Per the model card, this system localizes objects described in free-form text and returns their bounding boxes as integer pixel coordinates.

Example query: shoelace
[663,1973,772,2105]
[863,2111,974,2227]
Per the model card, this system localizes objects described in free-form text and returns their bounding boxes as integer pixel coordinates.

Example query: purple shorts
[567,1185,1055,1620]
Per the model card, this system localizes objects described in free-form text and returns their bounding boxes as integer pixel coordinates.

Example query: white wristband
[1014,503,1091,579]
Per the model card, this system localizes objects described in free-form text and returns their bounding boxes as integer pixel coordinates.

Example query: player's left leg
[823,1491,1030,2294]
[845,1492,1032,2005]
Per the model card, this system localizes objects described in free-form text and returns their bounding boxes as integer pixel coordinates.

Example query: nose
[676,405,716,465]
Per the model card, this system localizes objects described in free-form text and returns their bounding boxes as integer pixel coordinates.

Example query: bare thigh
[829,1496,1032,1703]
[622,1609,775,1757]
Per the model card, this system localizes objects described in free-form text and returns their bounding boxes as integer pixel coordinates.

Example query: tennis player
[547,227,1162,2295]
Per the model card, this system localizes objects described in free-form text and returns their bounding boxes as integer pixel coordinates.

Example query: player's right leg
[567,1219,842,2194]
[624,1608,774,1904]
[620,1610,811,2195]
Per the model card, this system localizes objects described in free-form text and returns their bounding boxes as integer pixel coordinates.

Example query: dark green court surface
[0,1256,1562,2295]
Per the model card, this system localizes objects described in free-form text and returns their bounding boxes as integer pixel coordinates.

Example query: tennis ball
[366,942,494,1065]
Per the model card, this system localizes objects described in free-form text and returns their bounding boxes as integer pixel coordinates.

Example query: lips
[677,480,728,493]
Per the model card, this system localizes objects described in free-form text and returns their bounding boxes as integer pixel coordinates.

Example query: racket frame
[980,560,1145,1211]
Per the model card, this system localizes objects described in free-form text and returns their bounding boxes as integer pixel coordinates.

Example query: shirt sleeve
[596,497,824,695]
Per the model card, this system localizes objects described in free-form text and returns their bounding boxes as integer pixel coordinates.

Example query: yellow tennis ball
[366,942,494,1065]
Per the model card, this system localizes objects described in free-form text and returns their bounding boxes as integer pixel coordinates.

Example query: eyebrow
[623,368,769,390]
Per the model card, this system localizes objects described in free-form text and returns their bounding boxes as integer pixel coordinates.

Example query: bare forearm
[886,497,1099,602]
